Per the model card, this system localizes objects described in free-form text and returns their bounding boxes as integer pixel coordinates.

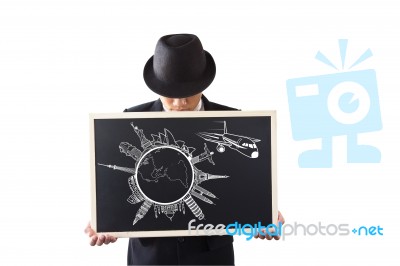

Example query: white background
[1,0,399,265]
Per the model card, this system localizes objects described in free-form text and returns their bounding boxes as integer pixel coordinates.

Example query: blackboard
[90,111,277,237]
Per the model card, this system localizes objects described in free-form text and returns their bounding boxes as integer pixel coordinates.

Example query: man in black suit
[85,33,284,265]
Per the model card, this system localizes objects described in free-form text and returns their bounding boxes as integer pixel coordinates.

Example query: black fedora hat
[143,34,216,98]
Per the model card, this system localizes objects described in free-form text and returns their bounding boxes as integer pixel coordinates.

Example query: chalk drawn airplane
[196,121,260,158]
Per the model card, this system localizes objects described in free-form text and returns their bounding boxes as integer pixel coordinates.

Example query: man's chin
[171,108,191,111]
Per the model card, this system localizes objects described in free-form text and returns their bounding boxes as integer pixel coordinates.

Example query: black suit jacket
[124,95,236,265]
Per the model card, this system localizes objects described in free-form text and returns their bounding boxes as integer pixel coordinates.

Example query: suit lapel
[201,95,213,111]
[150,99,164,111]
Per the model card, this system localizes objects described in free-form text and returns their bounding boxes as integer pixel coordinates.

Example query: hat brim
[143,51,216,98]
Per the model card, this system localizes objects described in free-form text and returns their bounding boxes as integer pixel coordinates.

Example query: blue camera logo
[286,40,382,168]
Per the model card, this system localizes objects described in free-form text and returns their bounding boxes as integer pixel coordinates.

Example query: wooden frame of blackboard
[90,110,277,237]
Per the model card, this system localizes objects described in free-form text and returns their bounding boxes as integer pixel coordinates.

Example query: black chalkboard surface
[90,111,277,237]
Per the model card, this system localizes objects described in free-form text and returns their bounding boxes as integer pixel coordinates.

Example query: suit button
[177,237,185,243]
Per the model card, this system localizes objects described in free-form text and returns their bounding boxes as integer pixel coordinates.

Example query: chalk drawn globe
[135,146,194,205]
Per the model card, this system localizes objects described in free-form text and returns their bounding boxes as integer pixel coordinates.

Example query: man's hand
[85,222,118,246]
[254,211,285,240]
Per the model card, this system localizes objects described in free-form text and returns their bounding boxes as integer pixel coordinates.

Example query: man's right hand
[85,222,118,246]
